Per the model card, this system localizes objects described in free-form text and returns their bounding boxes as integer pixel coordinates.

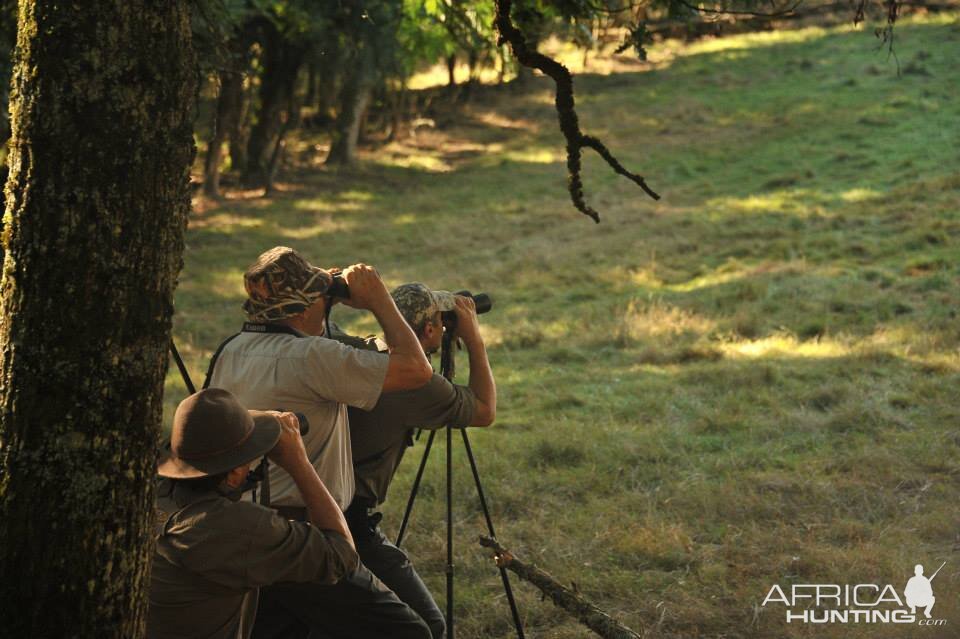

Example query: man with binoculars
[204,246,434,638]
[332,282,497,639]
[148,388,358,639]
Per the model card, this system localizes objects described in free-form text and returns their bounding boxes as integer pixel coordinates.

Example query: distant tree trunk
[203,69,244,198]
[305,61,318,108]
[264,69,304,196]
[242,21,304,188]
[227,77,252,176]
[0,2,195,638]
[315,58,341,119]
[447,53,457,87]
[326,50,374,166]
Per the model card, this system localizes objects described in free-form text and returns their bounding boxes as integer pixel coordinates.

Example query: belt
[273,505,308,521]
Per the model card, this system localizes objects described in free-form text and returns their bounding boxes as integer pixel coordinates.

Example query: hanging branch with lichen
[493,0,659,223]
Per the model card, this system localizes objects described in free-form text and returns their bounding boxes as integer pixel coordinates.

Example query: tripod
[395,328,525,639]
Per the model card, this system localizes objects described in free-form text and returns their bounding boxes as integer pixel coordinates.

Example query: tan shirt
[208,330,388,509]
[147,482,358,639]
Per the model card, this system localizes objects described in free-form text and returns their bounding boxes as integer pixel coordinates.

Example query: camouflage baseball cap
[392,283,456,331]
[242,247,333,322]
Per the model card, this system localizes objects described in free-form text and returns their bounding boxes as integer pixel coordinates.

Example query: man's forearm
[372,298,431,390]
[464,336,496,425]
[287,461,355,549]
[372,298,422,355]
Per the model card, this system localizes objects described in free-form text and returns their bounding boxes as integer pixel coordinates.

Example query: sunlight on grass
[721,333,852,359]
[619,298,716,339]
[840,187,882,202]
[707,190,829,218]
[378,151,452,172]
[188,211,265,231]
[291,198,365,214]
[503,148,559,164]
[685,25,836,57]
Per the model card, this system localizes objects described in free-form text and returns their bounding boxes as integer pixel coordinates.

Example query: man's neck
[278,317,322,337]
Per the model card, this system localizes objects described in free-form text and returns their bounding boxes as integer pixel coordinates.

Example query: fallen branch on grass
[478,535,643,639]
[493,0,660,223]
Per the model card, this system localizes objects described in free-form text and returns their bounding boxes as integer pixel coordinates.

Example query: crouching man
[147,388,358,639]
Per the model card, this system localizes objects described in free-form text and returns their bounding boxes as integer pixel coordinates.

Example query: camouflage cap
[242,247,333,322]
[391,283,456,331]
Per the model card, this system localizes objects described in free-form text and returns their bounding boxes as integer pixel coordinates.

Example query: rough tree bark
[0,2,195,637]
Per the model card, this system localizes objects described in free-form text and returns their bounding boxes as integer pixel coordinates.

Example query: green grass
[169,14,960,638]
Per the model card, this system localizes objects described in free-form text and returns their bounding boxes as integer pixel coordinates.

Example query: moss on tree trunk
[0,1,195,637]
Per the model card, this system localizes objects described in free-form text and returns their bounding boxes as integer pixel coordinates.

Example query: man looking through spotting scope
[330,283,497,639]
[206,246,434,638]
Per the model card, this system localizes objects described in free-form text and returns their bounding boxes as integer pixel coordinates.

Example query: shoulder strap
[202,332,242,390]
[204,322,307,389]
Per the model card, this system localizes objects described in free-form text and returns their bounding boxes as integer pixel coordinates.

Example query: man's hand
[452,295,481,345]
[266,412,309,472]
[340,263,391,312]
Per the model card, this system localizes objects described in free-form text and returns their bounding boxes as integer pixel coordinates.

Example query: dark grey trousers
[354,522,446,639]
[251,562,431,639]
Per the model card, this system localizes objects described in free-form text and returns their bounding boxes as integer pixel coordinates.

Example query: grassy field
[168,14,960,638]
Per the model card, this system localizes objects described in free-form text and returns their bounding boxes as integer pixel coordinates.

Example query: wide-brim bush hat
[158,388,281,479]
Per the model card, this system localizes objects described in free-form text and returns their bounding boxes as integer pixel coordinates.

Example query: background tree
[0,1,196,636]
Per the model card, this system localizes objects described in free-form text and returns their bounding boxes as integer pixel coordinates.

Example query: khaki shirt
[208,330,388,509]
[333,330,477,505]
[147,481,358,639]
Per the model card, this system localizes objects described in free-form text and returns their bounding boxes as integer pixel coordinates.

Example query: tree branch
[478,536,644,639]
[494,0,659,223]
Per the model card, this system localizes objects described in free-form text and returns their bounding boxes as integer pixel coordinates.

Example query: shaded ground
[170,14,960,638]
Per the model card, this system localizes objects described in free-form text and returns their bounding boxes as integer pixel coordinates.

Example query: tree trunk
[264,69,304,196]
[227,74,251,178]
[0,2,195,638]
[242,21,304,189]
[326,51,373,166]
[203,69,243,198]
[446,54,457,87]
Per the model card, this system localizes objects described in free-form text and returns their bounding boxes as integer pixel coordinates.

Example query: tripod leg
[396,429,437,547]
[460,428,525,638]
[446,424,455,639]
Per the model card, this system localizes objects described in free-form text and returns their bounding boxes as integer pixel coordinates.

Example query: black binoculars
[327,273,350,299]
[288,411,310,437]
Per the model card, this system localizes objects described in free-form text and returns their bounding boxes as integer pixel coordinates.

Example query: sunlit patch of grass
[720,333,853,360]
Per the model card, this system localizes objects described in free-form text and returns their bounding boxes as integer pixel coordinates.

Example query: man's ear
[225,464,249,489]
